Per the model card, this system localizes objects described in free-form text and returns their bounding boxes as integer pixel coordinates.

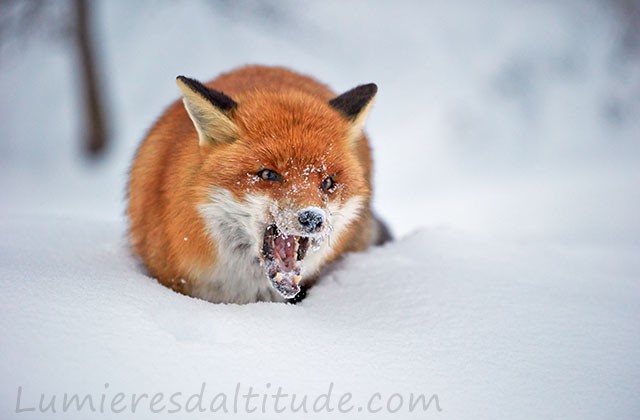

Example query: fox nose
[298,207,325,233]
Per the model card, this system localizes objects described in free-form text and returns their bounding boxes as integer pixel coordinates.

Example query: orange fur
[128,65,383,303]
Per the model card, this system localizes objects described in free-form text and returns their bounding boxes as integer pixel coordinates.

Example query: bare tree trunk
[73,0,108,157]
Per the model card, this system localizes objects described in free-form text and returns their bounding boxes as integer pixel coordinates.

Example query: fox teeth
[293,275,302,285]
[274,272,284,283]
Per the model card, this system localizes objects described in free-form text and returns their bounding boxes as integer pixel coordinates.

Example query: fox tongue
[274,235,297,271]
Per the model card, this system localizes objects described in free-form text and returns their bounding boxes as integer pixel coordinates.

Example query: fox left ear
[329,83,377,145]
[176,75,239,146]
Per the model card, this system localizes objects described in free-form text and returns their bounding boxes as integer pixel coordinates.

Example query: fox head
[175,75,376,299]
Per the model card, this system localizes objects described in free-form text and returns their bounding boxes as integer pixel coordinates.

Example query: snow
[1,0,640,419]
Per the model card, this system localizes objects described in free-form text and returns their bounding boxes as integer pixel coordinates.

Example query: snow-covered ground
[1,1,639,419]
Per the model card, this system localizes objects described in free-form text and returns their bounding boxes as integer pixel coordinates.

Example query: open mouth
[262,225,311,299]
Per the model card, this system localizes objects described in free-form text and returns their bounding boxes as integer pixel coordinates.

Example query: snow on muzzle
[261,224,310,299]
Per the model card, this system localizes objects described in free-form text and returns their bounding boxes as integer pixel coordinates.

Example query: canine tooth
[274,273,283,283]
[293,275,302,285]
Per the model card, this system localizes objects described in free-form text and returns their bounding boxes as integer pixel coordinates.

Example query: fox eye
[257,169,283,182]
[321,176,336,192]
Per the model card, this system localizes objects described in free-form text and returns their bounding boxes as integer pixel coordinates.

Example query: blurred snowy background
[1,0,638,242]
[1,1,640,419]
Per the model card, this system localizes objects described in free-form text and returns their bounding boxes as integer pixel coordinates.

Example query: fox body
[128,65,388,304]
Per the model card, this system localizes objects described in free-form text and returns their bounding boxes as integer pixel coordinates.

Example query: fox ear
[176,75,239,146]
[329,83,377,145]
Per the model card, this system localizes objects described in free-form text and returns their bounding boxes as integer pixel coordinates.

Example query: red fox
[128,65,389,303]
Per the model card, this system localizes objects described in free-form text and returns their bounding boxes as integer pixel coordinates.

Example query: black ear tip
[363,83,378,94]
[329,83,379,119]
[177,75,198,85]
[177,74,238,111]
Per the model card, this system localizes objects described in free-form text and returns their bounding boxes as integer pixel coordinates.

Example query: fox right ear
[176,76,239,146]
[329,83,377,147]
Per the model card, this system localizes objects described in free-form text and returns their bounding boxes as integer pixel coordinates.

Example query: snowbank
[1,215,638,419]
